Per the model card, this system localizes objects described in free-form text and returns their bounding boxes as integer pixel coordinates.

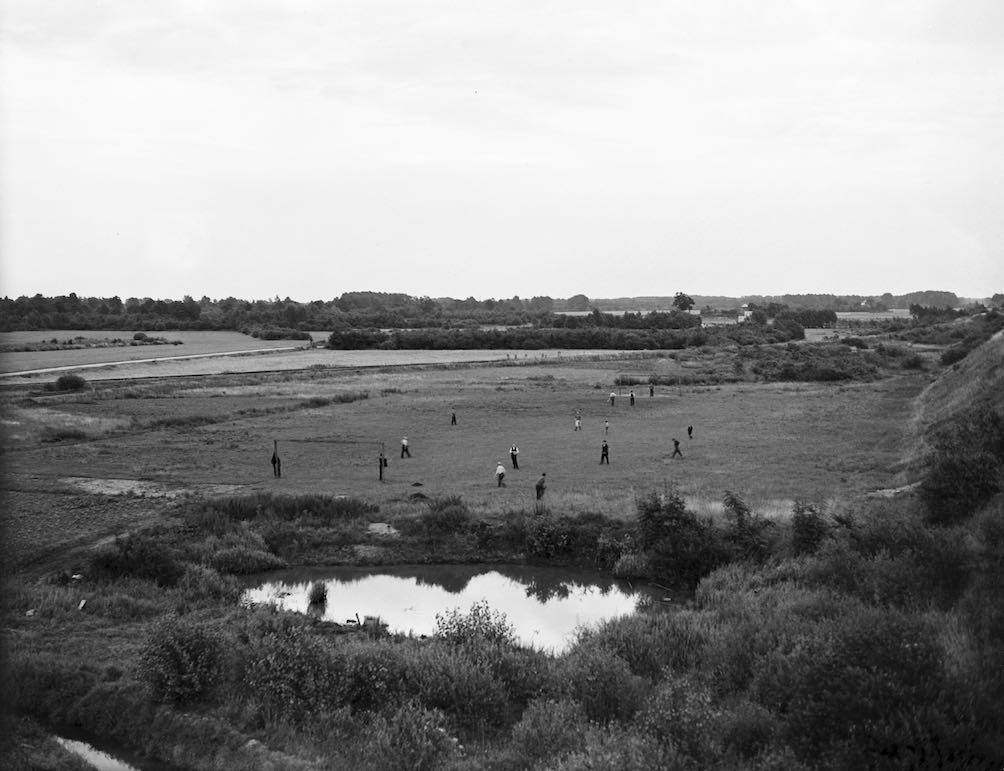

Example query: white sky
[1,1,1002,301]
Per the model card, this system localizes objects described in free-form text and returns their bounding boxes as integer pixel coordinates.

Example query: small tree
[673,292,695,312]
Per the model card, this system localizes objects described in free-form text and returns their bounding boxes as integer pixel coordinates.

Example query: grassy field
[2,354,927,573]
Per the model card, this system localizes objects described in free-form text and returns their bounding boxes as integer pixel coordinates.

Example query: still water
[244,564,671,653]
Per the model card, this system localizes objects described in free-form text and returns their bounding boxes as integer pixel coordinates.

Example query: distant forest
[0,290,975,334]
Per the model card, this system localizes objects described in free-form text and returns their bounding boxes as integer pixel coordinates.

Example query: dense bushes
[921,405,1004,524]
[140,618,225,704]
[89,532,184,587]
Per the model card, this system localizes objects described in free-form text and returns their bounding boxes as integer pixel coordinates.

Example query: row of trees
[4,290,979,333]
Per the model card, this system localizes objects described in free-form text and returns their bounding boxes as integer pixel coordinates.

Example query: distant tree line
[327,319,804,350]
[0,292,556,333]
[1,290,966,335]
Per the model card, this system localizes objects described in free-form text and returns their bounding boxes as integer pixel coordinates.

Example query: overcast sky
[2,1,1002,301]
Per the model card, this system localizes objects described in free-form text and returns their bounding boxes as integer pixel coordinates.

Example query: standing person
[629,390,635,406]
[535,473,547,502]
[604,419,610,435]
[495,461,506,487]
[688,425,693,440]
[600,440,609,464]
[649,384,654,397]
[574,415,582,431]
[609,392,616,407]
[451,410,457,426]
[378,449,387,481]
[401,436,411,458]
[270,440,281,478]
[672,439,683,458]
[509,444,520,469]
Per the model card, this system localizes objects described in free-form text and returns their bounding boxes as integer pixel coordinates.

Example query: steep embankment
[903,329,1004,473]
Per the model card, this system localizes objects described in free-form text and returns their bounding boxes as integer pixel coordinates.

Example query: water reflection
[244,564,666,653]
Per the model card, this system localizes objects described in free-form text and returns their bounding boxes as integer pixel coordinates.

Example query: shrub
[132,332,148,341]
[785,609,945,759]
[435,600,517,648]
[790,501,829,555]
[405,643,509,730]
[722,490,775,563]
[400,496,471,539]
[639,674,721,761]
[365,700,460,771]
[209,546,285,574]
[89,532,184,587]
[719,700,778,760]
[308,581,327,605]
[176,564,241,602]
[559,646,649,723]
[140,618,225,704]
[921,405,1004,524]
[580,612,707,679]
[636,489,727,587]
[336,639,411,712]
[509,698,590,765]
[940,344,970,365]
[242,624,341,725]
[40,426,89,442]
[48,373,87,391]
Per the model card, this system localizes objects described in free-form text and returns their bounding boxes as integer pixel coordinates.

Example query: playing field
[2,356,928,571]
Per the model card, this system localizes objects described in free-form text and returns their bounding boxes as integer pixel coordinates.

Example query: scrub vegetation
[2,309,1002,768]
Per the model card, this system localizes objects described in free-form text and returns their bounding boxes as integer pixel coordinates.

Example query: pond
[243,564,677,653]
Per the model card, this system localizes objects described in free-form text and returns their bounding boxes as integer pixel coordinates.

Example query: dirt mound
[905,330,1004,469]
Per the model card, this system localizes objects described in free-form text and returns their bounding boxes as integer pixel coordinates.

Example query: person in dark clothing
[687,425,693,439]
[510,444,520,469]
[378,449,388,481]
[451,411,457,426]
[649,385,654,397]
[629,391,635,406]
[271,440,281,478]
[672,439,683,458]
[535,473,546,500]
[600,440,609,464]
[401,436,411,458]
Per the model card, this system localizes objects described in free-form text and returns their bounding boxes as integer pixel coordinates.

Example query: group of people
[360,392,695,496]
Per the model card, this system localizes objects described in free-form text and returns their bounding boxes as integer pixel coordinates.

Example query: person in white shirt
[401,436,411,458]
[495,462,506,487]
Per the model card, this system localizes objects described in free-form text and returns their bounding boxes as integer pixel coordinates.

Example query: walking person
[604,419,609,435]
[672,438,683,458]
[270,440,281,478]
[629,390,635,406]
[649,385,654,397]
[609,392,616,407]
[495,461,506,487]
[401,436,411,458]
[574,415,582,431]
[600,440,609,464]
[509,444,520,469]
[688,425,693,440]
[535,472,547,511]
[451,410,457,426]
[378,449,387,481]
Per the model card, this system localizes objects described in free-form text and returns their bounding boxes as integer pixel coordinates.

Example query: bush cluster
[140,618,225,704]
[89,532,184,587]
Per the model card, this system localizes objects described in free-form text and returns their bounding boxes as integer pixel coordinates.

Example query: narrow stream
[244,563,677,653]
[51,725,176,770]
